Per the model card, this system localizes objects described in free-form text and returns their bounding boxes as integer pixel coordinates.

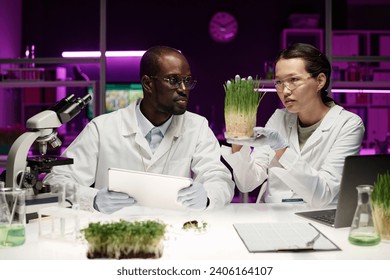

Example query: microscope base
[26,193,59,223]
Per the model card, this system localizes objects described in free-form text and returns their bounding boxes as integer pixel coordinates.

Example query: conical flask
[348,185,381,246]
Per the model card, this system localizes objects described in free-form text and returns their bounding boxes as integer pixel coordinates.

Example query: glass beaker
[348,185,381,246]
[0,187,26,247]
[38,182,81,241]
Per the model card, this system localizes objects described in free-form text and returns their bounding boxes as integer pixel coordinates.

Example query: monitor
[87,83,143,119]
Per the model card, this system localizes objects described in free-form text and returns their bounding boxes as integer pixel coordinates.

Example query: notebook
[233,222,340,252]
[108,168,193,211]
[295,154,390,228]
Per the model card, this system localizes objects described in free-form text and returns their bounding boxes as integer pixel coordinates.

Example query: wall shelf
[332,56,390,62]
[0,0,107,133]
[0,80,97,88]
[332,81,390,90]
[0,57,101,64]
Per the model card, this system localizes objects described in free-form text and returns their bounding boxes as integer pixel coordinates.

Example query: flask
[348,185,381,246]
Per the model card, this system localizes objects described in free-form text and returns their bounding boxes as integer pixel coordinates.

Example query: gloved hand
[93,187,136,214]
[226,127,288,150]
[253,127,289,150]
[177,182,208,210]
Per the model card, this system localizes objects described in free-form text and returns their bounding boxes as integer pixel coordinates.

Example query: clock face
[209,12,238,43]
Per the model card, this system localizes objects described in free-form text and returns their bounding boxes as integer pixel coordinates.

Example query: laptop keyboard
[313,211,335,224]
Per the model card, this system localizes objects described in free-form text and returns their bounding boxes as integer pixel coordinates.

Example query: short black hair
[139,46,181,79]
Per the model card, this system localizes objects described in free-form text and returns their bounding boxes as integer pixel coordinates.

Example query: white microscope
[3,93,92,221]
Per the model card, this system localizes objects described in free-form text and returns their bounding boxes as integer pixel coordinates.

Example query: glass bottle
[346,61,361,81]
[30,45,35,68]
[348,185,381,246]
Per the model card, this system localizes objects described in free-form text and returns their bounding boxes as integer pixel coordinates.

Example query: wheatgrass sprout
[82,219,167,259]
[224,75,267,138]
[372,171,390,240]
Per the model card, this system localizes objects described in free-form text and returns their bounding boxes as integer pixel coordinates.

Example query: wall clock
[209,11,238,43]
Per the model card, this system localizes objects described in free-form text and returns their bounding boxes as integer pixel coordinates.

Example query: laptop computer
[108,168,193,211]
[295,154,390,228]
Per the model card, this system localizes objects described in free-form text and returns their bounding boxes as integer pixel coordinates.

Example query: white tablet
[108,168,192,211]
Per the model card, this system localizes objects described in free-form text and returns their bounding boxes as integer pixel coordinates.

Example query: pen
[276,247,314,252]
[282,198,304,202]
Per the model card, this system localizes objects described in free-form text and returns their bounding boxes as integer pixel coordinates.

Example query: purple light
[257,88,277,92]
[331,89,390,94]
[62,50,146,58]
[258,88,390,94]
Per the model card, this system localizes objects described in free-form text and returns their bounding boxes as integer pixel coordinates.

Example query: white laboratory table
[0,203,389,260]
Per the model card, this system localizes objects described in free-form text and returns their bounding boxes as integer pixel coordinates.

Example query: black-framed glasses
[150,75,197,90]
[273,74,312,92]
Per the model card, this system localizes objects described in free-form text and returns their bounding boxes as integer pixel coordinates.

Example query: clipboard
[108,168,192,211]
[233,222,340,252]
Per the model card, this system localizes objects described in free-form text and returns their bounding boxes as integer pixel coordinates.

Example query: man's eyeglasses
[273,74,312,92]
[150,75,197,90]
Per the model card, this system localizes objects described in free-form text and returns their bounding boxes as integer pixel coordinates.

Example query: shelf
[332,56,390,62]
[0,80,99,124]
[339,104,389,109]
[0,57,101,65]
[23,103,52,107]
[332,81,390,90]
[0,80,97,88]
[259,80,390,92]
[0,0,107,121]
[282,29,323,51]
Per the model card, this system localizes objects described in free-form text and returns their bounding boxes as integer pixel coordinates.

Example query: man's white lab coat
[222,105,365,208]
[44,100,234,211]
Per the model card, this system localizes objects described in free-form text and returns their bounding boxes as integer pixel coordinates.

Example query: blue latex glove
[227,127,289,150]
[93,188,136,214]
[177,182,208,210]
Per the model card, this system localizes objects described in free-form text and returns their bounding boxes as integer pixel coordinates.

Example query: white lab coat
[221,104,365,208]
[44,100,234,211]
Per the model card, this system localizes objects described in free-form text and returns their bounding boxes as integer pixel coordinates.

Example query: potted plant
[224,75,267,139]
[371,171,390,241]
[81,219,167,259]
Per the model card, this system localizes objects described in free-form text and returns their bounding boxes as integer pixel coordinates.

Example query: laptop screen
[296,154,390,228]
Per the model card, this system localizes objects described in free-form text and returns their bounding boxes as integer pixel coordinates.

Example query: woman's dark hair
[274,43,333,103]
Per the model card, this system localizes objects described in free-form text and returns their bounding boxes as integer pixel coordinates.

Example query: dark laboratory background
[1,0,390,164]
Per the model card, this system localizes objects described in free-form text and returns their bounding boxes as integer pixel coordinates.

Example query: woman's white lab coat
[44,100,234,211]
[221,104,365,208]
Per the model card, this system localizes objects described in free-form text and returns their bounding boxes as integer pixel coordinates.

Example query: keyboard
[295,208,337,226]
[313,211,335,224]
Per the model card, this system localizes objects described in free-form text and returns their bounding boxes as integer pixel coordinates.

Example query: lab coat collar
[286,115,300,152]
[151,110,186,160]
[135,101,172,137]
[300,104,344,152]
[285,104,343,130]
[121,100,140,136]
[120,99,186,165]
[120,99,177,135]
[318,104,343,131]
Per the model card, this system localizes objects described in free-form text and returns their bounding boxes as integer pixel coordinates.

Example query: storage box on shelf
[332,30,390,71]
[331,81,390,149]
[332,30,390,85]
[282,28,324,51]
[331,30,390,150]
